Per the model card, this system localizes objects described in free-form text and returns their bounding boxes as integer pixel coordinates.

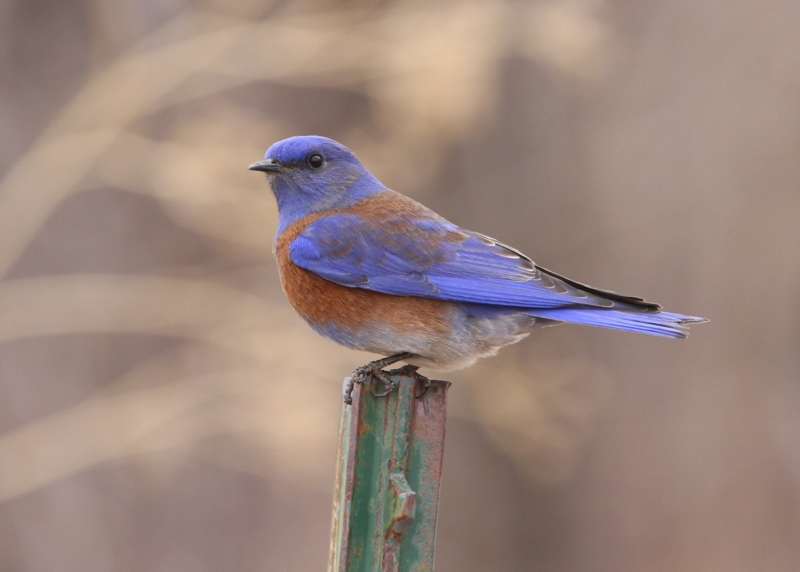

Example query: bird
[249,135,707,403]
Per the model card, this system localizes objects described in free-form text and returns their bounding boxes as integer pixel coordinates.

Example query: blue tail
[527,308,707,338]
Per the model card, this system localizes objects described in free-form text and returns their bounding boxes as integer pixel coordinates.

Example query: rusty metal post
[328,374,450,572]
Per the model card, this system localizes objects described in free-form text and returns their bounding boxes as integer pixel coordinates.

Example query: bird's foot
[385,364,432,399]
[343,352,414,404]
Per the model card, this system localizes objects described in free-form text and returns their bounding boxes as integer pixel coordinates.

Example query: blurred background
[0,0,798,570]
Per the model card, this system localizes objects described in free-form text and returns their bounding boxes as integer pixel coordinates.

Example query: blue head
[248,136,384,234]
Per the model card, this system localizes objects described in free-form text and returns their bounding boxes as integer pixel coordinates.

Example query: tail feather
[527,308,708,339]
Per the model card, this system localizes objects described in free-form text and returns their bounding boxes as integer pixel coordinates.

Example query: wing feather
[289,212,659,311]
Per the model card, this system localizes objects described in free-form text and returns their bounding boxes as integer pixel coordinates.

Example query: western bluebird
[249,136,706,402]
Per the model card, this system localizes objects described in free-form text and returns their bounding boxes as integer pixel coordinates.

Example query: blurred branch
[462,358,612,482]
[94,132,276,247]
[0,358,340,502]
[0,368,227,502]
[0,274,270,346]
[0,14,254,277]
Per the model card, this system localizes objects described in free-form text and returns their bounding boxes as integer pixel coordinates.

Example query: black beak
[248,159,283,173]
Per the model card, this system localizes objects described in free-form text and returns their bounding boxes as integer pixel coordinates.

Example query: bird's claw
[343,352,413,404]
[341,353,432,404]
[386,364,431,399]
[415,375,432,399]
[369,373,396,398]
[343,368,371,405]
[344,366,395,402]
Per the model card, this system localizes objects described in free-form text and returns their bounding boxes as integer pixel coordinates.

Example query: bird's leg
[344,352,414,404]
[386,364,432,399]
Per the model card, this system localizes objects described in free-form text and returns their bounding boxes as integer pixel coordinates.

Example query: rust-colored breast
[273,193,455,341]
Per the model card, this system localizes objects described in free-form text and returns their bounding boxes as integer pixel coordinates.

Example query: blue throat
[273,171,385,236]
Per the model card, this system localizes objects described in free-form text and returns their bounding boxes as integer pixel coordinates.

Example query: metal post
[328,374,450,572]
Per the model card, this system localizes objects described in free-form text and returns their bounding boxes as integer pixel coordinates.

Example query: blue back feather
[289,203,706,338]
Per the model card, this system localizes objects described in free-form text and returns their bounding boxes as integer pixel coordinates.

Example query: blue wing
[289,211,705,337]
[291,212,656,309]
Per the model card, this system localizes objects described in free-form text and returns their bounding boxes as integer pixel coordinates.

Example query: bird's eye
[308,153,325,169]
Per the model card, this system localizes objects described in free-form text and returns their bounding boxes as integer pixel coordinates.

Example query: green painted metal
[328,374,450,572]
